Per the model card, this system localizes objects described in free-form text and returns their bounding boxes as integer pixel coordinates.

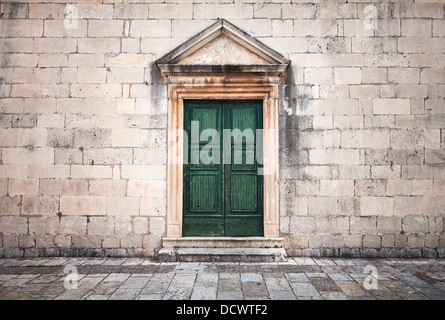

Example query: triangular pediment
[177,33,271,65]
[156,19,290,75]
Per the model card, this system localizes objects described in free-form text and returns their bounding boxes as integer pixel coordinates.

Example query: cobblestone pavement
[0,257,444,300]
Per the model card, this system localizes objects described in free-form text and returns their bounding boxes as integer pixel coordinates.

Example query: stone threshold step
[157,247,287,262]
[162,237,285,249]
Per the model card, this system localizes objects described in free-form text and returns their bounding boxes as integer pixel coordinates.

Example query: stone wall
[0,0,444,258]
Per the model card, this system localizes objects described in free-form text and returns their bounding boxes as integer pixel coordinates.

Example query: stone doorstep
[161,237,285,249]
[157,247,288,263]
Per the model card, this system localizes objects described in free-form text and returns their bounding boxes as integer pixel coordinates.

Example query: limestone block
[377,217,402,233]
[390,129,424,149]
[194,4,253,19]
[44,20,87,38]
[69,54,105,68]
[60,216,87,235]
[403,216,429,233]
[88,20,124,37]
[84,148,133,165]
[133,217,148,235]
[2,147,54,165]
[360,196,393,216]
[78,38,120,54]
[139,196,166,217]
[308,197,338,216]
[72,235,102,249]
[60,196,106,216]
[36,235,54,248]
[433,20,445,37]
[363,235,381,248]
[70,84,121,98]
[75,4,113,19]
[322,234,344,249]
[130,20,171,37]
[148,217,165,248]
[106,197,140,216]
[407,233,424,248]
[388,68,420,84]
[0,196,22,215]
[350,216,376,233]
[77,68,107,84]
[373,99,411,115]
[121,165,166,180]
[115,216,132,235]
[304,68,334,85]
[114,4,149,19]
[320,180,354,197]
[54,235,71,248]
[149,4,193,19]
[282,3,316,19]
[8,179,39,196]
[21,196,59,216]
[309,149,360,165]
[0,20,42,37]
[87,217,115,236]
[88,180,127,197]
[111,128,141,147]
[29,4,64,19]
[0,216,28,234]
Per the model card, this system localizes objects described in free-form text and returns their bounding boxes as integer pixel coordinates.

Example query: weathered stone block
[87,217,115,236]
[60,216,87,235]
[0,216,28,234]
[360,196,393,216]
[115,217,132,235]
[290,216,315,233]
[120,235,142,249]
[72,235,102,249]
[322,234,344,249]
[350,216,376,233]
[403,216,428,233]
[60,196,106,216]
[106,197,140,216]
[377,217,402,233]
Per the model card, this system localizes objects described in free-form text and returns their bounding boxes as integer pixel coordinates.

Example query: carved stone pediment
[156,19,290,76]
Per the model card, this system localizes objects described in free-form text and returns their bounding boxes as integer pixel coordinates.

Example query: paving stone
[191,286,217,300]
[109,288,140,300]
[137,293,163,300]
[269,290,297,300]
[120,275,151,289]
[291,282,320,297]
[242,282,268,296]
[54,289,91,300]
[241,273,263,282]
[84,294,109,300]
[162,287,192,300]
[216,291,243,300]
[265,277,292,291]
[102,258,127,266]
[218,278,241,292]
[320,291,350,300]
[170,274,196,288]
[328,273,353,281]
[285,273,310,283]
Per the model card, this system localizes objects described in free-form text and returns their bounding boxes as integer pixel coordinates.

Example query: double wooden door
[183,100,264,236]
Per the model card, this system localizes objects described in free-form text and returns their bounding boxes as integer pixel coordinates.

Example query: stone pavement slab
[0,257,444,300]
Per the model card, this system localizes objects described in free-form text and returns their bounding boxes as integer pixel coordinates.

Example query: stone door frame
[165,76,280,239]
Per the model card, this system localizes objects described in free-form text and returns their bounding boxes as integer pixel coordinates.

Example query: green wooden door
[183,100,263,236]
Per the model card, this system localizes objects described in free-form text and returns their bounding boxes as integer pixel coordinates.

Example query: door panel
[224,101,263,236]
[183,100,263,237]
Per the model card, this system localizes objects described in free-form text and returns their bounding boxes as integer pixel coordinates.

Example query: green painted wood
[183,100,263,237]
